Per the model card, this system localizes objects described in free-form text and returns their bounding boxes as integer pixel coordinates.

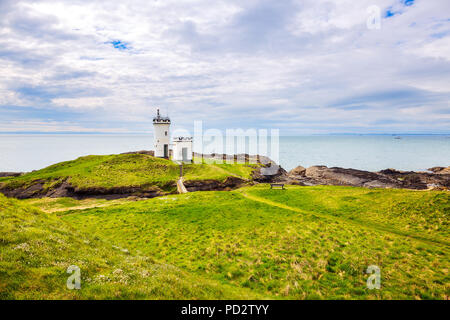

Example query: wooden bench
[270,183,285,189]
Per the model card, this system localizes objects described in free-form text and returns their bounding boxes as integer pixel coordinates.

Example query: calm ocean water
[0,134,449,172]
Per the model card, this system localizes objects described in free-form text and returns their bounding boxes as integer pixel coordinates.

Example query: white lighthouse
[153,109,171,158]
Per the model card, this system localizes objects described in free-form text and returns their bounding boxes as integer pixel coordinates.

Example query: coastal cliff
[0,153,261,199]
[1,152,448,200]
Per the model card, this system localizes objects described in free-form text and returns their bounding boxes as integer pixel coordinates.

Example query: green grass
[0,154,178,191]
[3,184,449,300]
[21,197,135,213]
[56,186,449,300]
[0,193,260,299]
[184,163,257,181]
[243,185,449,246]
[0,154,258,194]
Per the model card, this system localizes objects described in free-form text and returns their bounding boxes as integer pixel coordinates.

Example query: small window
[165,131,167,136]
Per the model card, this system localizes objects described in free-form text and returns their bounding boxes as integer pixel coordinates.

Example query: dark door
[164,144,168,158]
[182,147,188,161]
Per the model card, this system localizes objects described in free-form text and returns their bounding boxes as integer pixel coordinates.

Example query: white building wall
[172,138,193,162]
[154,123,170,158]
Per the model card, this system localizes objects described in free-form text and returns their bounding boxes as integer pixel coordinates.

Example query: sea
[0,134,449,173]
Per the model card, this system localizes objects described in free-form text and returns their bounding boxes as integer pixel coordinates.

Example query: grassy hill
[0,193,260,299]
[184,162,257,181]
[27,185,447,300]
[2,170,448,300]
[0,154,258,197]
[245,185,450,246]
[0,154,178,191]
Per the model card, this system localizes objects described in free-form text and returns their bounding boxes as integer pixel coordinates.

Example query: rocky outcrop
[252,163,287,182]
[283,165,450,190]
[184,176,246,192]
[121,150,155,156]
[378,168,450,189]
[1,180,48,199]
[0,175,248,199]
[428,166,450,174]
[0,179,167,200]
[289,166,306,177]
[0,172,23,177]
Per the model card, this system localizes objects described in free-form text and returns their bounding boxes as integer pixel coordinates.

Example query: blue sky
[0,0,449,134]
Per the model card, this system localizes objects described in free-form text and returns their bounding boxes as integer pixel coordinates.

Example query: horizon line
[0,132,449,136]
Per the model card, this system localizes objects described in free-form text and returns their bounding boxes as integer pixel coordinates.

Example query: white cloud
[0,0,449,133]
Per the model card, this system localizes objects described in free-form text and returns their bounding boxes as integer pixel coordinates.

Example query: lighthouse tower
[153,109,171,158]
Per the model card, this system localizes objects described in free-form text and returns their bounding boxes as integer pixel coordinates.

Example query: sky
[0,0,449,135]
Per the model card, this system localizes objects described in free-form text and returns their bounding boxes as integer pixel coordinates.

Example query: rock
[428,166,450,174]
[362,180,399,189]
[277,164,450,190]
[304,166,388,187]
[252,164,287,182]
[305,166,328,178]
[0,172,23,178]
[0,180,46,199]
[379,169,449,189]
[184,176,246,192]
[0,178,167,200]
[183,180,221,192]
[72,185,165,199]
[289,166,306,177]
[379,168,405,175]
[46,180,74,198]
[121,150,155,156]
[286,179,305,186]
[260,164,287,177]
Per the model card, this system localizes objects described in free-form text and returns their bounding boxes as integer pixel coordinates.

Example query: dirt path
[176,177,188,194]
[49,199,135,214]
[240,190,449,248]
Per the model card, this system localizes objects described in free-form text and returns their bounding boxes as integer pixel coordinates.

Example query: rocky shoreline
[274,165,450,190]
[0,155,448,200]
